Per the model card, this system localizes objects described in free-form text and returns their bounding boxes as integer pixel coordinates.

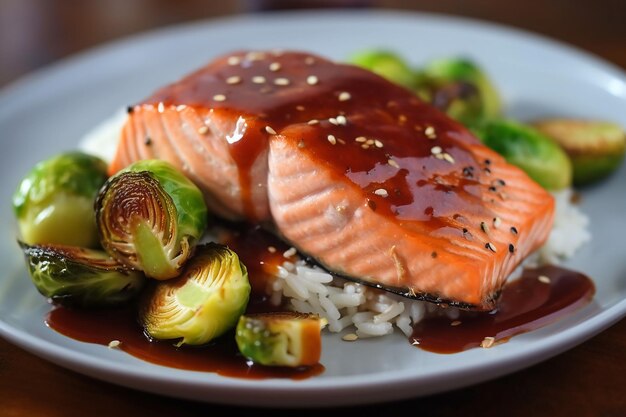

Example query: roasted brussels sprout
[472,119,573,190]
[350,50,417,89]
[141,243,250,346]
[236,312,323,367]
[532,118,626,185]
[96,160,208,280]
[12,152,108,248]
[19,241,145,307]
[416,58,502,126]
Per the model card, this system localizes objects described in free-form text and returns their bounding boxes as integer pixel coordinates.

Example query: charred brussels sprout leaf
[141,243,250,346]
[472,119,573,190]
[96,160,208,280]
[13,152,108,248]
[416,58,502,126]
[19,242,145,307]
[350,50,417,89]
[236,312,323,367]
[532,118,626,185]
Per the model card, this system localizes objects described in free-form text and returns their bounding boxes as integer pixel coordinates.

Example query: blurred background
[1,0,625,87]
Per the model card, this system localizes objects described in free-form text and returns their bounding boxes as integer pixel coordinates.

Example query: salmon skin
[110,50,554,310]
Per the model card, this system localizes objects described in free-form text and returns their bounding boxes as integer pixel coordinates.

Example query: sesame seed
[481,336,495,348]
[508,243,515,253]
[338,91,351,101]
[252,76,266,84]
[108,340,121,349]
[442,153,455,163]
[374,188,389,197]
[269,62,281,71]
[337,138,346,145]
[510,226,518,235]
[227,56,241,65]
[306,75,319,85]
[342,333,358,342]
[267,246,277,253]
[274,77,290,86]
[297,139,305,148]
[480,221,490,234]
[425,126,436,138]
[431,146,442,155]
[213,94,226,102]
[355,136,367,143]
[329,117,339,125]
[485,242,497,252]
[265,125,277,135]
[388,159,400,168]
[226,75,242,85]
[327,134,337,145]
[157,102,165,112]
[451,320,462,326]
[366,139,375,145]
[307,119,319,125]
[374,139,384,148]
[304,56,316,65]
[493,217,502,228]
[246,51,265,61]
[197,126,209,135]
[538,275,551,284]
[361,144,370,149]
[336,115,347,125]
[296,105,305,111]
[398,114,407,123]
[283,247,297,258]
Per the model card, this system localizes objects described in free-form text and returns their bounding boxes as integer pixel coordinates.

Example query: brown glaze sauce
[46,227,323,380]
[411,265,595,353]
[47,227,594,376]
[145,50,492,230]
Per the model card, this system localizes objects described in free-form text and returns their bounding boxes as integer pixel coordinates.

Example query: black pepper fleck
[510,226,518,235]
[509,244,515,253]
[431,251,438,258]
[367,199,377,211]
[145,137,152,146]
[126,106,134,114]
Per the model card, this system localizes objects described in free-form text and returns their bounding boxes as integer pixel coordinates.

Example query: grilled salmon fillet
[110,50,554,310]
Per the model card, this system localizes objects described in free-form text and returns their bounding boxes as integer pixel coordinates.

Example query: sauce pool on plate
[45,227,595,378]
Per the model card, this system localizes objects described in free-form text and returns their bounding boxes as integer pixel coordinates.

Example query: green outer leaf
[13,152,107,219]
[122,160,208,245]
[349,49,417,89]
[20,241,145,308]
[419,57,502,125]
[472,119,573,190]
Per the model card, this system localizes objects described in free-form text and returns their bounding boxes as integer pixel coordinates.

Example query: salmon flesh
[109,50,554,310]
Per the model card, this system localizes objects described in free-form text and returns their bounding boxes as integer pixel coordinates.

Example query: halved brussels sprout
[19,241,145,307]
[141,243,250,346]
[350,50,417,89]
[472,119,573,190]
[96,160,208,280]
[532,118,626,185]
[13,152,108,248]
[236,312,323,367]
[416,58,502,126]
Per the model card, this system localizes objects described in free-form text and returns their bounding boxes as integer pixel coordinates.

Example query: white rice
[79,110,592,341]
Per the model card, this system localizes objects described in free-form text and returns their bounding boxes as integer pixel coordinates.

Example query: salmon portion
[110,50,554,310]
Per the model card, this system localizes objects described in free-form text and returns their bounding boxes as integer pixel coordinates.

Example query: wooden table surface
[1,1,625,416]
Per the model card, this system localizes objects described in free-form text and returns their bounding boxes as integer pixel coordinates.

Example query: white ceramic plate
[0,10,625,408]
